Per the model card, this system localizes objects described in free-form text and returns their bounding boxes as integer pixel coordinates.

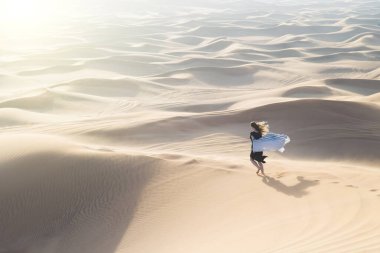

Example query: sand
[1,0,380,252]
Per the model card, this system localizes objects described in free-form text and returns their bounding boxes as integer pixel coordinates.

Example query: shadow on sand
[258,174,319,198]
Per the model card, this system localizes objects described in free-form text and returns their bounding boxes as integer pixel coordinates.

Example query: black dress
[250,131,266,163]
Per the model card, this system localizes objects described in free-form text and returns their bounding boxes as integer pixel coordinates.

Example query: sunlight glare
[0,0,58,25]
[0,0,77,50]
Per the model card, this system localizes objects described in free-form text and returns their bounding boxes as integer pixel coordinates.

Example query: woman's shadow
[258,174,319,198]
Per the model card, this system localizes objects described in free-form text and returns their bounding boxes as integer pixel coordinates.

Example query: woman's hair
[250,121,269,135]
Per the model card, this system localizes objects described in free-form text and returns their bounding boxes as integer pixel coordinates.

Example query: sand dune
[0,89,110,114]
[83,58,171,76]
[0,108,62,127]
[360,67,380,79]
[344,32,380,46]
[164,57,250,69]
[281,85,343,98]
[1,135,380,253]
[44,99,378,164]
[169,35,207,45]
[51,78,169,97]
[304,50,380,63]
[0,134,157,253]
[153,65,304,87]
[1,0,380,252]
[325,78,380,95]
[18,65,83,76]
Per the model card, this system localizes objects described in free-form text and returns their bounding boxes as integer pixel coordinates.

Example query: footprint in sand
[275,172,286,179]
[346,185,358,188]
[331,181,339,184]
[370,189,378,192]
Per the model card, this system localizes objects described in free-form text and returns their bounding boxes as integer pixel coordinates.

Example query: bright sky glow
[0,0,79,50]
[0,0,61,25]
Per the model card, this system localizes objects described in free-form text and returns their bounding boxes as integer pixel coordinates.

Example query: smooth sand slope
[1,0,380,252]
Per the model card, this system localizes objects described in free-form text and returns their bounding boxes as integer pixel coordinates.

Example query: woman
[250,121,269,175]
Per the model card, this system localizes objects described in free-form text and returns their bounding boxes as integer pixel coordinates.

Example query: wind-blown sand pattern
[1,0,380,252]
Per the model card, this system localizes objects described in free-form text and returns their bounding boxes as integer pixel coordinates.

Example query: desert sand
[1,0,380,252]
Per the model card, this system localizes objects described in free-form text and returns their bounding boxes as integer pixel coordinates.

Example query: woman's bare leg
[258,162,264,175]
[250,159,262,174]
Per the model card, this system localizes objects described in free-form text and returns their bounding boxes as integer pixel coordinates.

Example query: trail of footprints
[330,181,379,196]
[273,172,379,197]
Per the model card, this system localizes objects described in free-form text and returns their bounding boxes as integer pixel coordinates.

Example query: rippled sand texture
[1,0,380,252]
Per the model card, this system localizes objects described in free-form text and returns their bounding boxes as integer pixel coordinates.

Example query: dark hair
[250,121,260,132]
[250,121,269,135]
